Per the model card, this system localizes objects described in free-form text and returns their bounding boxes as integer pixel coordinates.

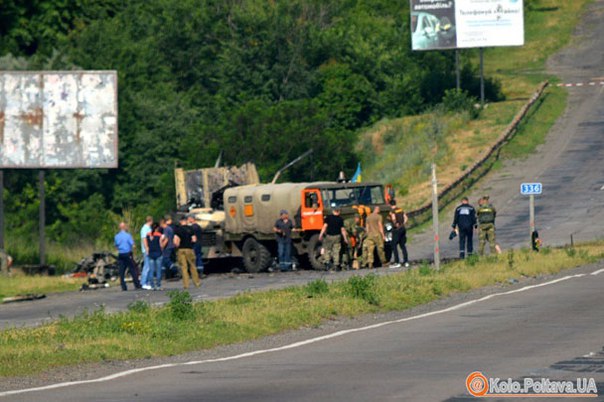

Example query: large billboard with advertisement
[410,0,524,51]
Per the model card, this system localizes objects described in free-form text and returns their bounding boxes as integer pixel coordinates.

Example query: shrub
[346,274,379,306]
[167,290,194,320]
[442,89,480,119]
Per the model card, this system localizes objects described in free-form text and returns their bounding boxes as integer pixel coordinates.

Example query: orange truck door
[300,189,324,231]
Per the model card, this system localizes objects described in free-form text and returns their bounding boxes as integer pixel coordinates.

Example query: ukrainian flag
[351,162,362,183]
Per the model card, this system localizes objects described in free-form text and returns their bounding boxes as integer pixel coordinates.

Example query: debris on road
[2,294,46,304]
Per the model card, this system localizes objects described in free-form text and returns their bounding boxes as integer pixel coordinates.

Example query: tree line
[0,0,502,245]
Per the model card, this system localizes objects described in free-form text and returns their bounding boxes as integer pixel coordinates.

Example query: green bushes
[442,89,480,119]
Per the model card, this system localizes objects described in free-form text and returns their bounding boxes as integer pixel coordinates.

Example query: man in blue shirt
[114,222,142,291]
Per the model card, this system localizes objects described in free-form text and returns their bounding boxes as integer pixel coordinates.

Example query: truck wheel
[308,234,327,271]
[242,238,272,273]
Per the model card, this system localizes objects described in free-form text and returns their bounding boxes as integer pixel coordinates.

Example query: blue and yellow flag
[351,162,362,183]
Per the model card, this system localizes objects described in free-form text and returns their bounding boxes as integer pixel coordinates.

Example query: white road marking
[1,270,602,398]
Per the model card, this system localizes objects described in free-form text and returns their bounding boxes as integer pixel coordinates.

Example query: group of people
[274,204,410,272]
[318,203,410,271]
[451,195,500,259]
[113,214,205,291]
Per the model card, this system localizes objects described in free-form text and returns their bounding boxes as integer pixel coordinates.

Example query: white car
[411,12,455,50]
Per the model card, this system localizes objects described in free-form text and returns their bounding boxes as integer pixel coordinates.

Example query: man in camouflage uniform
[477,196,497,255]
[363,206,388,268]
[319,208,348,270]
[344,214,365,269]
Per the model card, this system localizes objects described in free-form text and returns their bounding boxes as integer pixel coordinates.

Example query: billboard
[0,71,118,168]
[410,0,524,51]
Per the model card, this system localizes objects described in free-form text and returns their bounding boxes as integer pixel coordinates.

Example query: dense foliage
[0,0,500,245]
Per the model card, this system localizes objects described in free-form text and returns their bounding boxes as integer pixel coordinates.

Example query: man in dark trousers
[187,214,205,276]
[389,202,409,268]
[174,216,201,289]
[273,210,295,272]
[319,207,349,270]
[114,222,142,291]
[451,196,477,259]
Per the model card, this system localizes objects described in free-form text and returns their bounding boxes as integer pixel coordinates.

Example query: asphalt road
[3,264,603,401]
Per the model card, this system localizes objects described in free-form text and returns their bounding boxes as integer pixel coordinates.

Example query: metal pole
[455,49,461,91]
[39,170,46,266]
[479,47,485,106]
[529,194,535,246]
[0,170,4,251]
[431,163,440,270]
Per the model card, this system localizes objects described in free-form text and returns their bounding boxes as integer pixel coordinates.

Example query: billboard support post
[0,170,3,250]
[479,47,485,105]
[39,170,46,266]
[455,50,461,90]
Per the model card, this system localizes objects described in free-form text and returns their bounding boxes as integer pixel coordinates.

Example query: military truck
[175,164,393,272]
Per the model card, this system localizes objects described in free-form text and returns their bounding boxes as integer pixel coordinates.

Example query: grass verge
[0,273,81,300]
[1,241,603,377]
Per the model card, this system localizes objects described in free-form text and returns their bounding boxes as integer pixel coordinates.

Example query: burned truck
[175,164,392,272]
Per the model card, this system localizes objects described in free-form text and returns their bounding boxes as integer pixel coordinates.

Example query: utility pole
[0,170,3,251]
[431,163,440,270]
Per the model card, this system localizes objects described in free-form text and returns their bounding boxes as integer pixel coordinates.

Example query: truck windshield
[321,185,385,208]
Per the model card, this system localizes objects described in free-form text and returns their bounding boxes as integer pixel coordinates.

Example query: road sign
[520,183,542,195]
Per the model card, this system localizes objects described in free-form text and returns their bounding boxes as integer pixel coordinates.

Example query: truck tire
[242,237,272,273]
[308,234,327,271]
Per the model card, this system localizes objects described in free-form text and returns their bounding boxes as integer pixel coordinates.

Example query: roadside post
[432,163,440,270]
[520,182,542,249]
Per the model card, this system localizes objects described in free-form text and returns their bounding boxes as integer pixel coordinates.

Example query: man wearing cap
[273,210,295,271]
[477,196,497,255]
[319,208,348,270]
[173,215,201,289]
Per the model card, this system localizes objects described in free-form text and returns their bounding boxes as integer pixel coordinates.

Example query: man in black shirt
[389,203,409,268]
[187,215,205,276]
[451,196,477,259]
[174,216,201,289]
[273,210,295,272]
[319,208,349,270]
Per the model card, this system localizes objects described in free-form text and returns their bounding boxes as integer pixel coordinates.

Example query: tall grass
[1,242,602,377]
[0,273,81,299]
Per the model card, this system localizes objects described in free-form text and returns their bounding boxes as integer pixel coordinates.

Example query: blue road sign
[520,183,542,195]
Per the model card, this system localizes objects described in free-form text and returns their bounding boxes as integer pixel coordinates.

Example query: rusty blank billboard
[0,71,118,168]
